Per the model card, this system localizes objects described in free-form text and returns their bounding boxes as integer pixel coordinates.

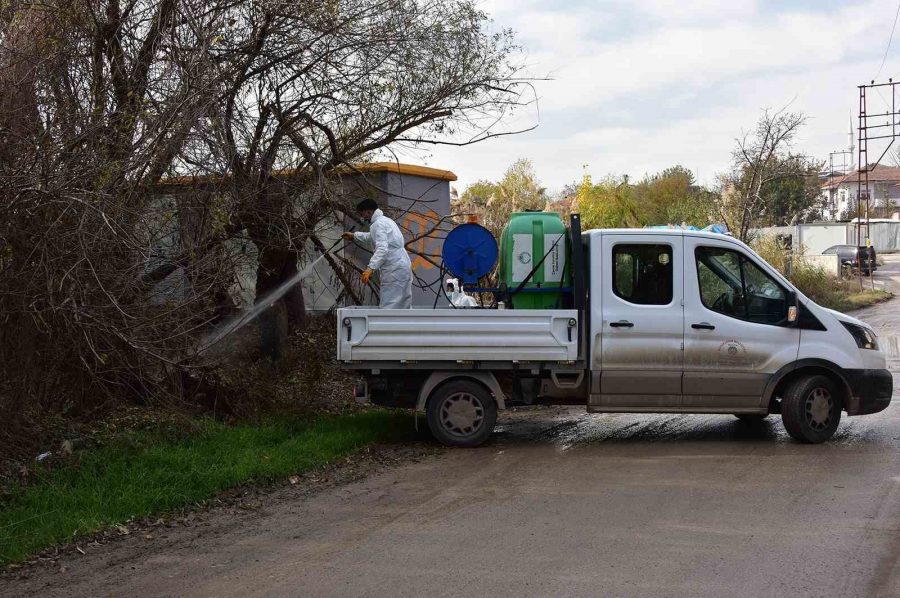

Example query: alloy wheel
[440,392,485,437]
[805,387,833,432]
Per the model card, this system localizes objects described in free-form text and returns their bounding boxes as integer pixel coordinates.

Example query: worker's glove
[341,232,355,241]
[361,269,373,285]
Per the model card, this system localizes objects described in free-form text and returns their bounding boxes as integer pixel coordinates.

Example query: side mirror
[786,291,798,325]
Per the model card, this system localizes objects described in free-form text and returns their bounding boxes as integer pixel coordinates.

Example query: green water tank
[498,212,571,309]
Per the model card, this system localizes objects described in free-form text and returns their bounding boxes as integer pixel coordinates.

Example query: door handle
[691,322,715,330]
[609,320,634,328]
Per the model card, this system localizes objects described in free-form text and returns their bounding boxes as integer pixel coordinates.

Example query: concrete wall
[796,224,847,255]
[384,171,453,307]
[752,224,846,255]
[149,167,454,312]
[847,221,900,252]
[800,254,841,277]
[756,221,900,253]
[342,171,453,309]
[298,222,344,311]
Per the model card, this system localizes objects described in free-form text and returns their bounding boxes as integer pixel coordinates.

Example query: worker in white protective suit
[342,198,413,309]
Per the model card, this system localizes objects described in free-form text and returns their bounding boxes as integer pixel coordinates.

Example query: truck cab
[338,224,892,447]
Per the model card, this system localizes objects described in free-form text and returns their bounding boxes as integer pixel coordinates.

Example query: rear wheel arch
[416,371,506,413]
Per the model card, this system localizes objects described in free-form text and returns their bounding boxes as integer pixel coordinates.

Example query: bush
[751,234,792,274]
[751,236,889,312]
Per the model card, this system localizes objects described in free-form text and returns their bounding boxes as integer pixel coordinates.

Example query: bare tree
[189,0,526,350]
[0,0,527,432]
[719,109,807,241]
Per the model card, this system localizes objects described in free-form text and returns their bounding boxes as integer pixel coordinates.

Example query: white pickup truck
[337,221,892,446]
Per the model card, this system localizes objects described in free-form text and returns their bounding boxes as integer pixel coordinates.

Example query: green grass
[0,410,413,565]
[790,266,892,312]
[834,288,892,312]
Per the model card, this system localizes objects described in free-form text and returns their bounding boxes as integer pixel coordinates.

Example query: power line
[875,1,900,80]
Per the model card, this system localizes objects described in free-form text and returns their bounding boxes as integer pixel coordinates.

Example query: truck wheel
[781,375,842,443]
[426,380,497,447]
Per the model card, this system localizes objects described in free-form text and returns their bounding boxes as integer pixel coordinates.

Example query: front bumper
[844,368,894,415]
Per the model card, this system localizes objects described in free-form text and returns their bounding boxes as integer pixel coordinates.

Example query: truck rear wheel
[781,375,842,443]
[426,379,497,447]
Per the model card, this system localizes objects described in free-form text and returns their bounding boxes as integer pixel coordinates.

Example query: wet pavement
[5,258,900,598]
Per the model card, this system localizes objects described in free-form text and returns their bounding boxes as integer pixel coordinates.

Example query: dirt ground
[3,257,900,598]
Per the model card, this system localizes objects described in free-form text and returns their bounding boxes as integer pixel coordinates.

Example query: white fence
[754,221,900,254]
[848,222,900,252]
[799,254,841,277]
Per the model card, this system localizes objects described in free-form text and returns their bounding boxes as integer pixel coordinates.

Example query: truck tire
[781,375,842,443]
[426,379,497,447]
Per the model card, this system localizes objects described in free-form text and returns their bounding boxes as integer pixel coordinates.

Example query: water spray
[195,228,355,355]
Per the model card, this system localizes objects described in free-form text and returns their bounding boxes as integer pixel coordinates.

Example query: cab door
[594,233,684,409]
[682,236,800,411]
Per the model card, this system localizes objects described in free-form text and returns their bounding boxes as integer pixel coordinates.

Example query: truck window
[612,244,673,305]
[695,247,787,325]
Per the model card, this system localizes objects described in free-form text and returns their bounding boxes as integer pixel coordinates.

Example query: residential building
[820,164,900,221]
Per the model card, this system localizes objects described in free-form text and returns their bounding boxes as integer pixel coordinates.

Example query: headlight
[841,321,879,350]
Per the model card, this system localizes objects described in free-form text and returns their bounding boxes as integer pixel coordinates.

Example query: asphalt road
[5,257,900,598]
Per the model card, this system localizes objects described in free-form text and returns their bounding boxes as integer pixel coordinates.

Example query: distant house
[820,164,900,221]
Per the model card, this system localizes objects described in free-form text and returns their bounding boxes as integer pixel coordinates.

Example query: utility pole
[855,79,900,288]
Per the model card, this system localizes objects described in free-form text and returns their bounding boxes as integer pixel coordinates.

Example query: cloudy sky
[409,0,900,195]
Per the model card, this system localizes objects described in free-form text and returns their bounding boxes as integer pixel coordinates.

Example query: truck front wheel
[781,375,842,443]
[426,380,497,447]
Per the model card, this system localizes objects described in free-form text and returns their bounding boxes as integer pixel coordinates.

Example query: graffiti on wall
[399,209,444,272]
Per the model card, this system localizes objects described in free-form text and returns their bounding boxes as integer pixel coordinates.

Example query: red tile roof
[822,164,900,189]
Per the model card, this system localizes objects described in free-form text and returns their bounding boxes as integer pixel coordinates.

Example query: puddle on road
[496,410,791,450]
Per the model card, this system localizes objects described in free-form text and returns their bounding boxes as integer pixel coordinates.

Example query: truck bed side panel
[337,308,579,363]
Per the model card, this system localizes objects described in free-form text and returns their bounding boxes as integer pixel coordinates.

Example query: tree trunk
[255,245,305,359]
[0,6,45,164]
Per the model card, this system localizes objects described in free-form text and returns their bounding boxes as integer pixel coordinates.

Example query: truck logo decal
[718,339,747,359]
[517,251,532,265]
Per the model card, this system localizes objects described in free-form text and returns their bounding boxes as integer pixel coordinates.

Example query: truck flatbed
[337,307,579,366]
